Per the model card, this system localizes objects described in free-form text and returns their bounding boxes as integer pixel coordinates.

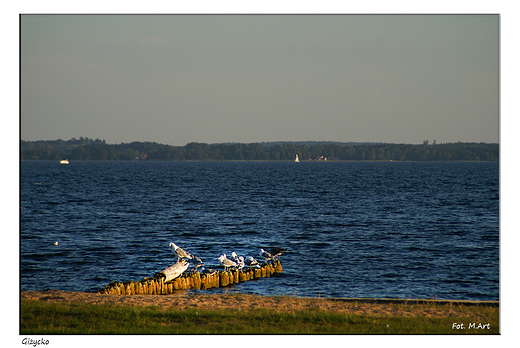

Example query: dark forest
[21,138,498,161]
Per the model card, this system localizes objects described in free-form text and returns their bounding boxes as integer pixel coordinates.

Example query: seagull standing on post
[244,256,259,268]
[218,254,237,271]
[236,256,245,270]
[169,242,194,262]
[231,252,245,270]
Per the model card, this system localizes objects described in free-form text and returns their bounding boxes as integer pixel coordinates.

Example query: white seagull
[244,256,259,268]
[236,256,245,270]
[169,242,194,262]
[218,254,237,271]
[231,252,245,270]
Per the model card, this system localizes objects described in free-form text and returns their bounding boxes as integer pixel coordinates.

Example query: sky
[20,14,499,146]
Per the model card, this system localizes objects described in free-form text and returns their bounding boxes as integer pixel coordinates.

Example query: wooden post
[160,279,165,293]
[204,274,211,289]
[192,273,201,289]
[200,274,207,290]
[261,267,267,278]
[213,273,219,288]
[188,275,194,289]
[274,260,283,273]
[233,270,240,283]
[220,271,229,287]
[239,270,247,282]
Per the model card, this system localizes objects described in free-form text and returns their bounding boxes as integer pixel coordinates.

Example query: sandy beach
[20,290,498,319]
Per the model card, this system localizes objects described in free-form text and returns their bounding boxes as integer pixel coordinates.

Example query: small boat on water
[295,154,299,162]
[60,159,69,164]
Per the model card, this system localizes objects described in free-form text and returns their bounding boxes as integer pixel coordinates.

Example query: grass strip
[21,299,499,334]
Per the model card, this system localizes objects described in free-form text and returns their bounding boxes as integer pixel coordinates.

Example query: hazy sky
[21,14,499,145]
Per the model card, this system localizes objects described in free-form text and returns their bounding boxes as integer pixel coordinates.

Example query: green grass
[21,300,499,334]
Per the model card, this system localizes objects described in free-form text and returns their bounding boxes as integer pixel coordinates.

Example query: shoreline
[20,290,499,305]
[21,290,498,313]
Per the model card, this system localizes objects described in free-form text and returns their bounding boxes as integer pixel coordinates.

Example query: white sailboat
[295,154,300,162]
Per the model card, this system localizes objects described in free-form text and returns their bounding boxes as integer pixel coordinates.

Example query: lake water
[20,160,499,301]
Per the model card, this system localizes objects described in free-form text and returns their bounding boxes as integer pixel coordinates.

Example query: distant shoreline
[21,140,499,161]
[21,159,499,162]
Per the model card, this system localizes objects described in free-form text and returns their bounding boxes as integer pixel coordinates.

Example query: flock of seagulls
[169,242,286,272]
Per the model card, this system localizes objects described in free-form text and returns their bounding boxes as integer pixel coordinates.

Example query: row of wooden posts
[98,260,283,295]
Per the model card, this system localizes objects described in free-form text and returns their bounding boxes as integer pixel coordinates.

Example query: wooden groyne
[97,260,283,295]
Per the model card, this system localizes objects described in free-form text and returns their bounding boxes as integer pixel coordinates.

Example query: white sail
[295,154,300,162]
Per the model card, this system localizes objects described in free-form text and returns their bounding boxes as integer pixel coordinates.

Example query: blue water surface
[20,161,499,300]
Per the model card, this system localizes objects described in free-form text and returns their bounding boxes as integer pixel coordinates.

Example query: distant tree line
[20,137,499,161]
